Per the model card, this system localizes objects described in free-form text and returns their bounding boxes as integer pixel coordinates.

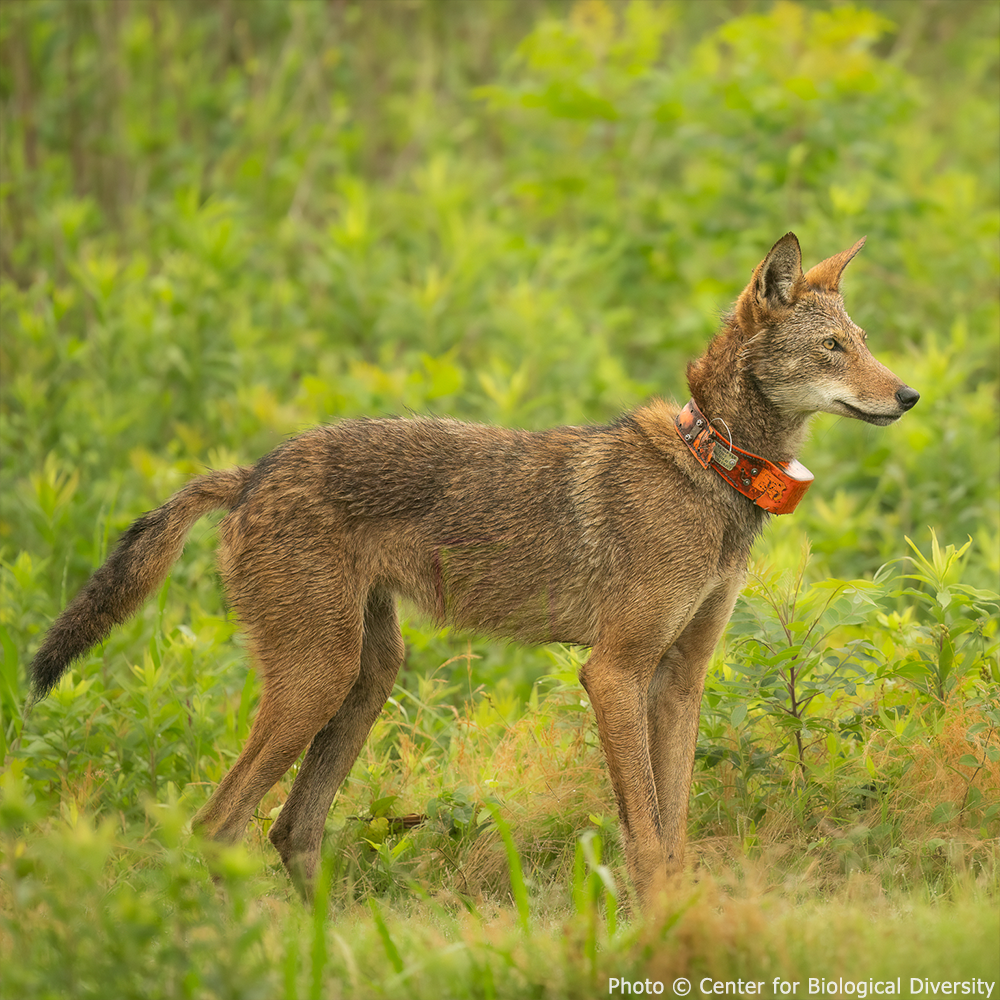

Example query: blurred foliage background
[1,0,997,738]
[0,6,998,992]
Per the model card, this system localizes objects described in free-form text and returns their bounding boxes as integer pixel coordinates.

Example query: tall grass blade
[309,857,332,1000]
[368,898,405,975]
[486,800,530,932]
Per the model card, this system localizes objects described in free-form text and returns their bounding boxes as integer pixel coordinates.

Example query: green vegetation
[1,1,997,996]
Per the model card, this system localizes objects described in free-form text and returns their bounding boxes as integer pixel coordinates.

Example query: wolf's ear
[803,236,866,292]
[735,232,804,331]
[756,232,804,307]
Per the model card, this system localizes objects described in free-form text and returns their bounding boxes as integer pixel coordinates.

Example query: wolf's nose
[896,386,920,410]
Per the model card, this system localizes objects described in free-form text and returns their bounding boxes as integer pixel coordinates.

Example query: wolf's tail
[29,467,251,701]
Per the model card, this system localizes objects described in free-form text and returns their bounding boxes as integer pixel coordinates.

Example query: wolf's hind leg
[192,608,365,852]
[268,587,405,897]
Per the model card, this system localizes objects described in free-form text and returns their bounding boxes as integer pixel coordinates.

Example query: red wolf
[29,233,918,907]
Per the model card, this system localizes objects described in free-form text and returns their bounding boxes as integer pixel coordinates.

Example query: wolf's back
[30,467,250,700]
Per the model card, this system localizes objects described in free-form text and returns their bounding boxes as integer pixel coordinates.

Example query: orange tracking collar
[674,399,813,515]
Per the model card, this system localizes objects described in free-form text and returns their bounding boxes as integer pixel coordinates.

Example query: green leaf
[930,802,957,824]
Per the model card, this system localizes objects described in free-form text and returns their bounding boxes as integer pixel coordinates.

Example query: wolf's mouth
[834,400,899,426]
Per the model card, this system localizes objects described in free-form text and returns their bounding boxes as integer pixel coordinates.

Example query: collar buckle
[674,399,813,515]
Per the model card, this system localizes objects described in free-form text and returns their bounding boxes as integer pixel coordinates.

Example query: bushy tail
[29,467,251,701]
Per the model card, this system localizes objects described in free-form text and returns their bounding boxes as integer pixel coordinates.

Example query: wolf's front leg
[646,579,743,876]
[579,642,670,908]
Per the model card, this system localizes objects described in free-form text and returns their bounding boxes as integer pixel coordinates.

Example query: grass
[2,759,997,999]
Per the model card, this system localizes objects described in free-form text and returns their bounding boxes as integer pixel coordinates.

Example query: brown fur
[29,234,918,907]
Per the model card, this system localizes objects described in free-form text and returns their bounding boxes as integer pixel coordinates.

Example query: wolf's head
[691,233,919,428]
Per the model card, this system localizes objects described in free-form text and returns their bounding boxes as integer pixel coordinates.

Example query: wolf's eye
[822,338,839,351]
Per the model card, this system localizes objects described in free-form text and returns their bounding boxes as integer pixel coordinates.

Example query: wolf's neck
[687,337,811,463]
[695,377,811,463]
